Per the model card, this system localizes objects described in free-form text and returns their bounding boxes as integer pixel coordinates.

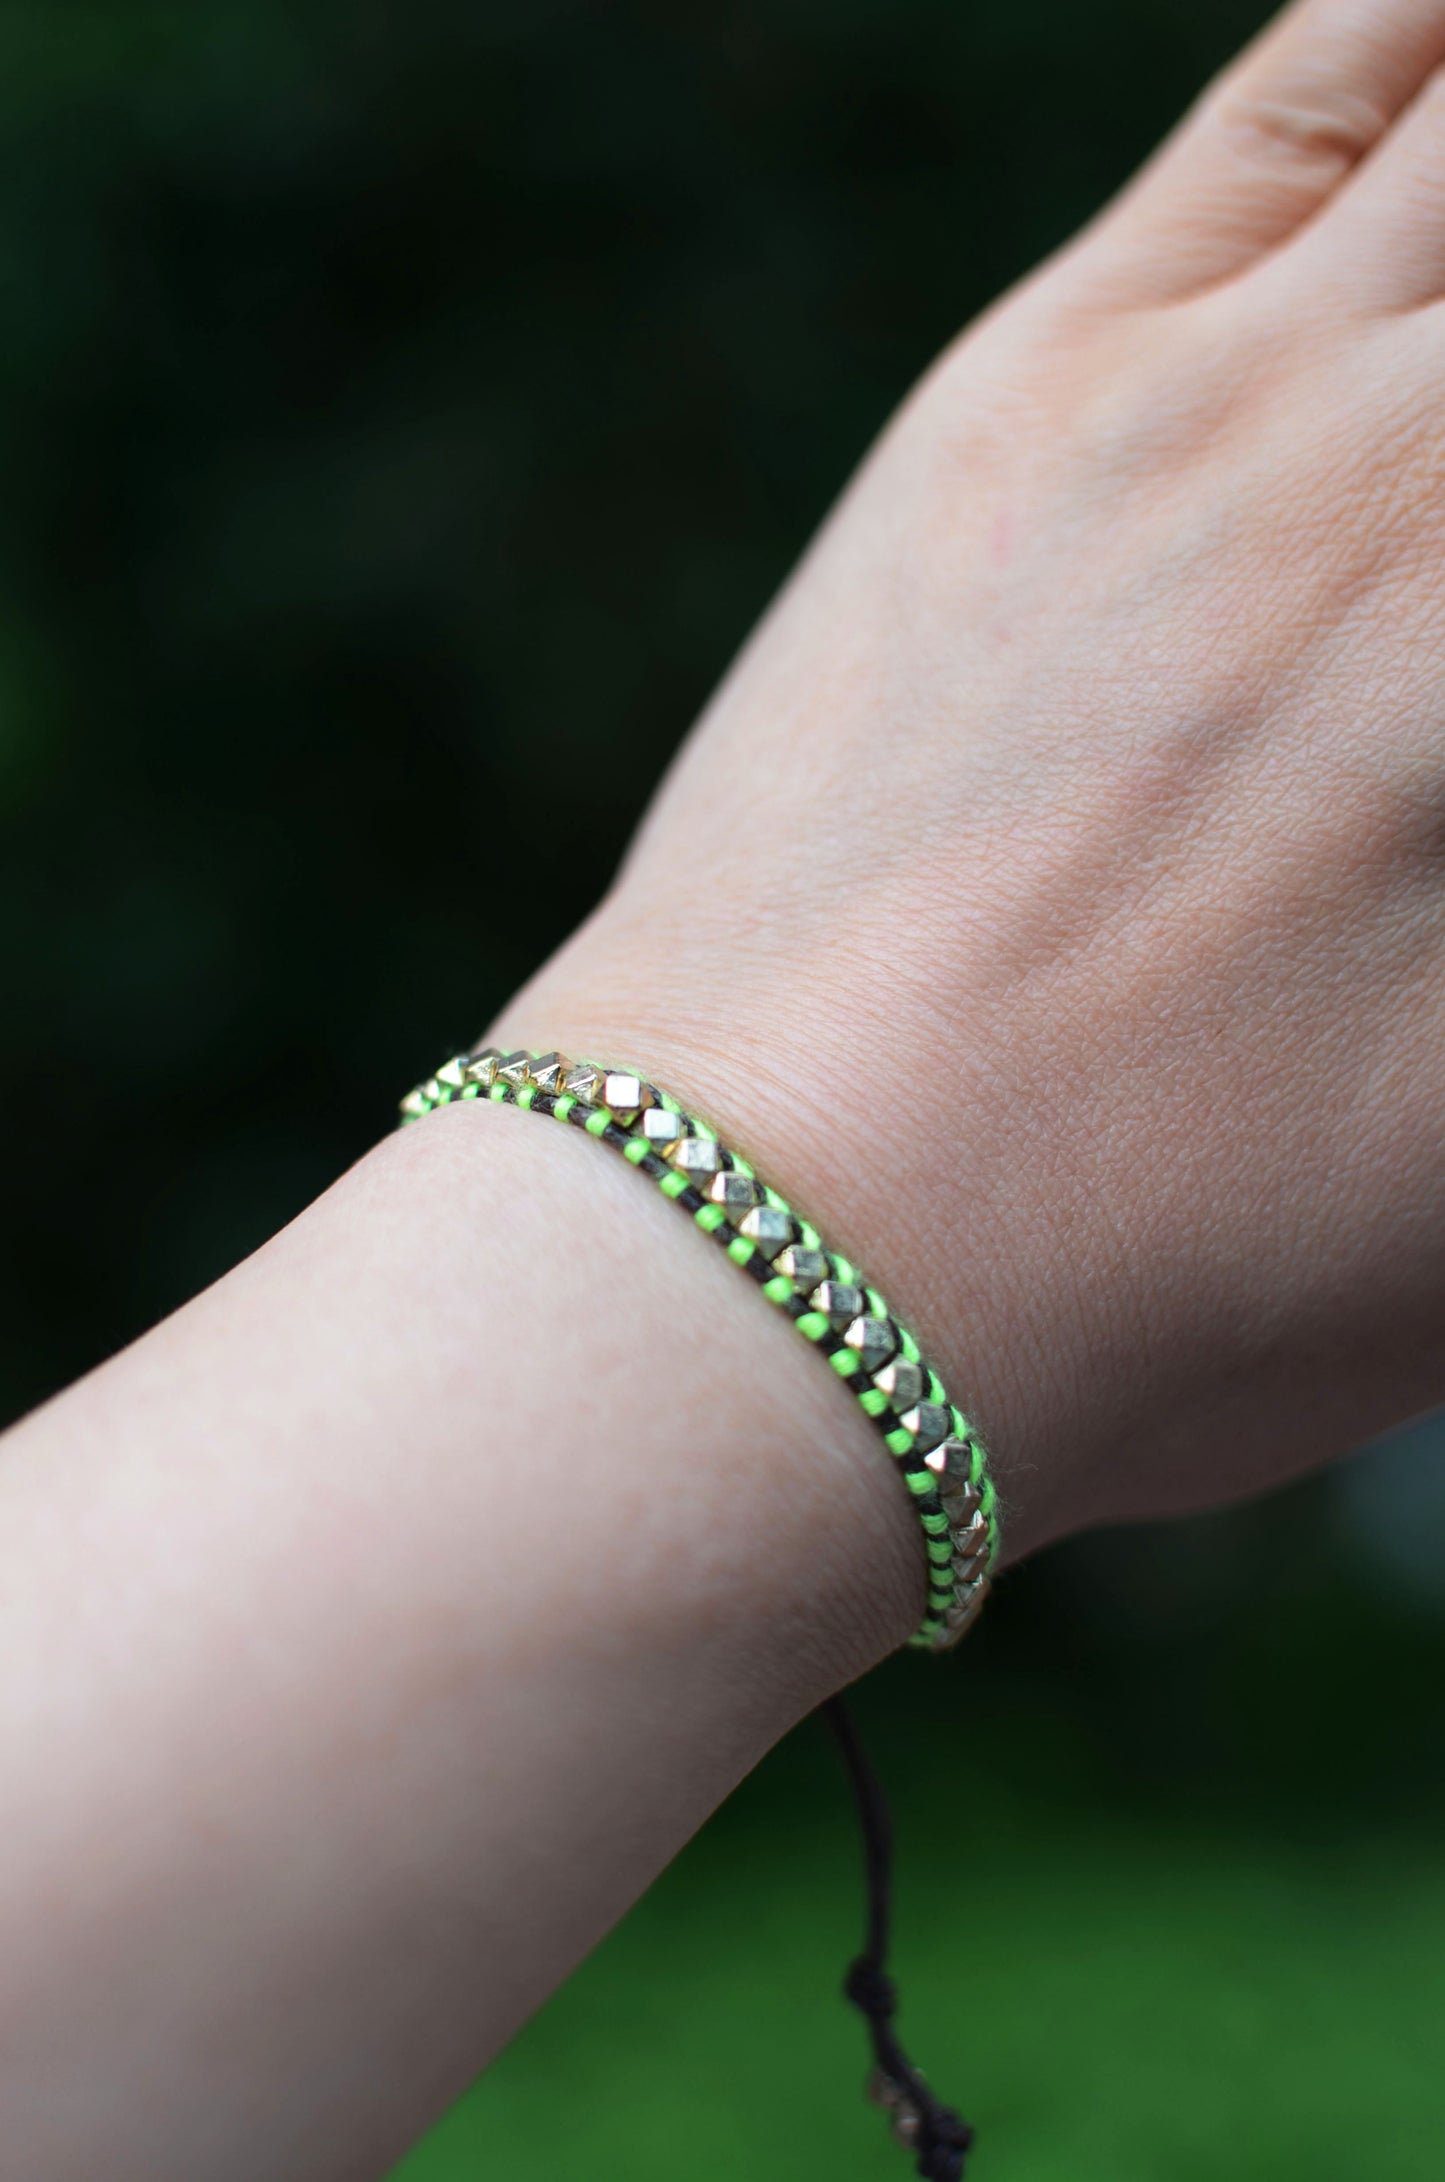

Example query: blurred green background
[3,2,1444,2175]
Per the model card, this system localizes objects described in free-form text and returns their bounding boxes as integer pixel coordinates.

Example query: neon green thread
[398,1043,998,1650]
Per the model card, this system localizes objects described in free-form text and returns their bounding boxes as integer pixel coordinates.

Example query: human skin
[0,1113,917,2179]
[497,0,1445,1560]
[7,0,1445,2174]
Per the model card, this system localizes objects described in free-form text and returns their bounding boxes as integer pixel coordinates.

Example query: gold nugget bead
[943,1580,990,1640]
[843,1314,897,1372]
[600,1071,655,1122]
[562,1061,603,1101]
[867,2068,904,2113]
[464,1046,503,1085]
[900,1401,951,1455]
[434,1055,469,1092]
[670,1135,723,1182]
[953,1564,988,1608]
[943,1488,983,1537]
[952,1568,989,1613]
[739,1204,797,1259]
[399,1086,430,1120]
[641,1106,687,1151]
[926,1441,982,1527]
[495,1050,533,1088]
[708,1170,763,1213]
[811,1280,866,1329]
[891,2106,923,2149]
[527,1051,570,1093]
[776,1243,829,1288]
[874,1356,924,1412]
[952,1507,991,1572]
[923,1436,974,1488]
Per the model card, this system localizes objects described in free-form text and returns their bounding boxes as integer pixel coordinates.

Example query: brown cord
[823,1697,974,2179]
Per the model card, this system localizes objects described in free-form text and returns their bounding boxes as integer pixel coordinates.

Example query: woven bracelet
[399,1043,999,1651]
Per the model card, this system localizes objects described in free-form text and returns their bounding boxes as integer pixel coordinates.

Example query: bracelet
[398,1044,999,1652]
[398,1039,994,2170]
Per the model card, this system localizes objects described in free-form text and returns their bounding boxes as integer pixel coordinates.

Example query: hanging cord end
[847,1959,974,2181]
[824,1695,976,2178]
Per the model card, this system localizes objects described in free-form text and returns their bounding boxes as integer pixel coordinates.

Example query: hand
[493,0,1445,1563]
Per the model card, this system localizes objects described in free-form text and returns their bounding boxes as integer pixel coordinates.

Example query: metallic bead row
[399,1044,998,1651]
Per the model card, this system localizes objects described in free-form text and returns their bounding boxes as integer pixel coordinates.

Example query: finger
[1081,0,1445,303]
[1285,62,1445,306]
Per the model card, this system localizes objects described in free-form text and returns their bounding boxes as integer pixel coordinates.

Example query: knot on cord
[867,2061,975,2182]
[825,1696,976,2180]
[844,1956,898,2022]
[915,2105,975,2182]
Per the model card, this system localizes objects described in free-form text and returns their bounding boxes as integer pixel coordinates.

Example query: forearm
[0,1097,919,2182]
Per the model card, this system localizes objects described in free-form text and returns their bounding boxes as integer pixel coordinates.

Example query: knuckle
[1207,77,1390,177]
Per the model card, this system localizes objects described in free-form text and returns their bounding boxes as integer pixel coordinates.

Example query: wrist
[384,1092,925,1694]
[0,1039,924,2176]
[482,918,1091,1574]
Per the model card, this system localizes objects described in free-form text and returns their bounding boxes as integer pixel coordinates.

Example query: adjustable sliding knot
[844,1957,897,2020]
